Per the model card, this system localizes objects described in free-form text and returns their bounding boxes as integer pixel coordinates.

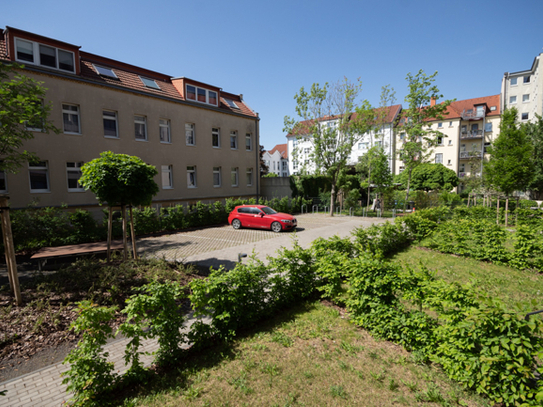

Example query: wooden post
[0,196,22,306]
[121,204,128,261]
[129,206,138,260]
[107,206,113,262]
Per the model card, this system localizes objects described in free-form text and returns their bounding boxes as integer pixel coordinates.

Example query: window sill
[162,187,173,190]
[104,136,119,139]
[64,132,82,136]
[30,190,50,194]
[68,189,86,193]
[160,141,172,144]
[135,139,148,142]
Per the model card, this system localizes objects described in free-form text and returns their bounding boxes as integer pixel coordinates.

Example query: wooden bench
[31,240,125,271]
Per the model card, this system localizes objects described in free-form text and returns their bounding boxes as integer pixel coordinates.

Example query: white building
[286,105,402,175]
[501,51,542,123]
[263,143,289,177]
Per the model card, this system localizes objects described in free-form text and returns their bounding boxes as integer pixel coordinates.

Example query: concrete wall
[260,177,292,200]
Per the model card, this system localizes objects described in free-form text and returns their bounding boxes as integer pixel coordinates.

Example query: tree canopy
[79,151,159,206]
[356,145,392,207]
[0,63,58,172]
[521,114,543,199]
[395,163,458,192]
[284,78,374,215]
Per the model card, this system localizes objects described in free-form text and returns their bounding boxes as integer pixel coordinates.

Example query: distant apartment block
[263,144,289,177]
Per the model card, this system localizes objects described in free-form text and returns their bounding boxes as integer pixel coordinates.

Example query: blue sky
[2,0,542,149]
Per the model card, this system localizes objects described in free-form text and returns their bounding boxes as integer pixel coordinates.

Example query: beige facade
[0,27,259,210]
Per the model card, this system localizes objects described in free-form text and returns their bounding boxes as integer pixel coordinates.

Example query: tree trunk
[496,195,500,226]
[505,197,509,227]
[107,207,113,262]
[330,183,336,216]
[121,204,128,261]
[467,193,471,207]
[404,169,412,212]
[0,197,22,306]
[366,166,371,211]
[515,196,519,226]
[129,206,138,260]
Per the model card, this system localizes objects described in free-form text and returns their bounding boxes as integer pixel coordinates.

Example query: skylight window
[225,99,239,109]
[94,64,117,78]
[140,77,160,89]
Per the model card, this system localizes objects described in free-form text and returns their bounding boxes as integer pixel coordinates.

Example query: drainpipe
[255,113,260,204]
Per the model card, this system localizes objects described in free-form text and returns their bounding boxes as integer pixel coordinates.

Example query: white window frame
[134,115,147,141]
[245,134,252,151]
[159,119,171,143]
[161,165,173,189]
[103,110,118,138]
[246,168,253,186]
[14,37,75,73]
[185,123,195,146]
[522,112,529,121]
[62,104,81,134]
[524,75,531,84]
[510,77,518,86]
[29,161,50,193]
[213,167,221,187]
[523,94,530,103]
[212,128,220,148]
[66,162,84,191]
[230,131,238,149]
[231,167,238,187]
[187,166,197,188]
[140,77,160,90]
[435,153,443,164]
[509,95,517,105]
[185,84,218,106]
[25,99,45,131]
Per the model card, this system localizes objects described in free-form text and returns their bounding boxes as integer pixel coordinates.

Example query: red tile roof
[269,143,288,159]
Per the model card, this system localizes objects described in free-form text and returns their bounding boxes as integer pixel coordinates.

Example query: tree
[79,152,159,260]
[485,108,534,226]
[356,145,392,209]
[0,63,58,172]
[522,114,543,199]
[395,163,458,192]
[397,70,453,208]
[259,145,269,176]
[284,78,373,216]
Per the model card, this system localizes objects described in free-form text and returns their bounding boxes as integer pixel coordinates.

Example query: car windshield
[261,206,277,215]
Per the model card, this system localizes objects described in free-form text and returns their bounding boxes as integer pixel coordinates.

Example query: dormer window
[140,77,160,89]
[94,64,117,78]
[15,38,75,73]
[185,84,218,106]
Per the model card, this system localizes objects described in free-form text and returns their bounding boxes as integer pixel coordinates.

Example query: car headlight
[281,219,292,223]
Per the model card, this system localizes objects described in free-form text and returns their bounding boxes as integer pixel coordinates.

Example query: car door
[237,207,253,227]
[251,207,266,228]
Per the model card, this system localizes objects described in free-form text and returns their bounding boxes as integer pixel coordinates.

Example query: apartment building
[0,27,260,210]
[263,143,289,177]
[395,95,501,189]
[501,52,542,123]
[286,105,402,175]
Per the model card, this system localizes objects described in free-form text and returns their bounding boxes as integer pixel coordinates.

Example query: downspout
[255,113,260,204]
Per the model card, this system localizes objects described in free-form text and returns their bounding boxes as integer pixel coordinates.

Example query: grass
[391,246,543,311]
[116,301,490,407]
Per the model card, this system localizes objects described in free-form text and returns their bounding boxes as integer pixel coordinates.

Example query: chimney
[431,97,436,107]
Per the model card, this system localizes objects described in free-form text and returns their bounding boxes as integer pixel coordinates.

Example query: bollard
[238,253,247,263]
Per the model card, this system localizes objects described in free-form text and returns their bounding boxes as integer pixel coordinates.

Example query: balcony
[462,107,486,120]
[460,130,483,139]
[459,151,482,160]
[459,172,466,178]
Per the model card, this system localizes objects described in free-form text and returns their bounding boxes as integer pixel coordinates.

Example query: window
[62,104,80,134]
[524,75,531,84]
[375,141,383,148]
[134,116,147,141]
[224,99,239,109]
[438,122,443,128]
[29,161,49,192]
[187,166,197,188]
[230,131,238,149]
[0,168,6,192]
[15,38,75,73]
[459,163,465,172]
[246,134,252,151]
[66,162,84,191]
[399,166,404,173]
[273,161,276,171]
[231,167,238,186]
[246,168,253,186]
[510,77,518,86]
[213,167,221,187]
[484,142,491,153]
[358,143,363,149]
[435,153,443,164]
[103,111,118,138]
[26,100,44,131]
[185,123,195,145]
[161,165,173,189]
[94,64,117,78]
[185,84,218,106]
[212,128,220,148]
[523,94,530,103]
[449,121,453,127]
[509,95,517,104]
[304,148,310,154]
[159,119,171,143]
[485,122,493,132]
[293,160,298,171]
[448,139,453,146]
[476,106,484,116]
[522,112,529,120]
[399,133,405,141]
[140,77,160,89]
[447,159,451,166]
[437,136,443,145]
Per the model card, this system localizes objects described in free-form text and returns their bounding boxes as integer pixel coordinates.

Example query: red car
[228,205,297,232]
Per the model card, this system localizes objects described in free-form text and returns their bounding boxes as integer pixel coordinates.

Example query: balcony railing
[460,130,483,139]
[462,107,486,120]
[460,151,482,159]
[459,172,466,178]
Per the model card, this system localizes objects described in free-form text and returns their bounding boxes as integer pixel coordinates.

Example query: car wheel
[271,221,282,233]
[232,219,242,229]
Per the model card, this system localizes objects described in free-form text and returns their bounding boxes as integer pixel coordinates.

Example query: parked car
[228,205,297,232]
